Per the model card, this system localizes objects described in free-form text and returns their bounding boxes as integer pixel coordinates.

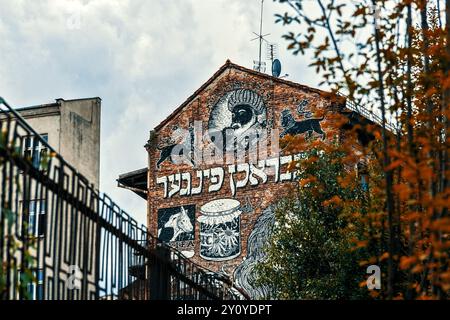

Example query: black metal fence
[0,97,247,300]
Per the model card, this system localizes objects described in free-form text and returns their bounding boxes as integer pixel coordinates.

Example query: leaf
[353,7,366,17]
[322,195,343,207]
[380,252,389,261]
[385,159,403,172]
[399,256,417,270]
[355,240,368,248]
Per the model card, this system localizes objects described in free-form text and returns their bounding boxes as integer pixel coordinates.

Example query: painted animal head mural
[167,206,193,238]
[227,89,265,134]
[158,205,195,243]
[208,89,267,150]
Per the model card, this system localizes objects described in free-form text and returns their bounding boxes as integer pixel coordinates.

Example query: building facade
[0,97,101,299]
[119,61,365,298]
[12,97,101,187]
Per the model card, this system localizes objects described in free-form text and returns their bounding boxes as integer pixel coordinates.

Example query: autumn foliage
[271,0,449,299]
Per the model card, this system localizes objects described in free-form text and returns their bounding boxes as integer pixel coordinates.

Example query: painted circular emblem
[207,89,267,149]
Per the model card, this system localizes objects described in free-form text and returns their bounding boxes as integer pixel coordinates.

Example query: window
[361,174,369,192]
[23,199,46,237]
[27,269,44,300]
[23,134,48,169]
[357,161,369,192]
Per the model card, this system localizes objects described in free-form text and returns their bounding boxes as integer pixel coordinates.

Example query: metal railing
[0,97,248,300]
[338,92,399,133]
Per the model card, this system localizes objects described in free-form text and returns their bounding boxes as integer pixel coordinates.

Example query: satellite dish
[272,59,282,77]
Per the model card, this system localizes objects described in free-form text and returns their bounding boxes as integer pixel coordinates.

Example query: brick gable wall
[145,64,346,296]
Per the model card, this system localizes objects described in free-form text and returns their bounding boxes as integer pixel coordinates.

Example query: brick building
[118,60,366,298]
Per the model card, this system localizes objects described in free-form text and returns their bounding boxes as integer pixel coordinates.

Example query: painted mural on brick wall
[208,89,267,152]
[280,109,326,139]
[157,205,195,258]
[156,125,195,168]
[154,87,329,297]
[234,205,275,299]
[198,199,242,261]
[155,88,268,169]
[157,153,307,198]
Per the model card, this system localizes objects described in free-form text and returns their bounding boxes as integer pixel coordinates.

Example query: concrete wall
[1,98,101,299]
[6,98,102,187]
[14,105,61,153]
[58,98,101,187]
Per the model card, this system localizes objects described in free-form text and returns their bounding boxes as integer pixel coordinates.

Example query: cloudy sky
[0,0,321,224]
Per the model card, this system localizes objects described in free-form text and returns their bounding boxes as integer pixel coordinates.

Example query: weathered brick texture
[146,61,345,277]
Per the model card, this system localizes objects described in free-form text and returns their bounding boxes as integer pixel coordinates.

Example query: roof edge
[153,60,337,132]
[118,167,148,180]
[14,102,61,112]
[56,97,102,103]
[153,60,232,131]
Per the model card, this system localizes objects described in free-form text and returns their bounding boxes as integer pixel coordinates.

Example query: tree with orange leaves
[260,0,449,299]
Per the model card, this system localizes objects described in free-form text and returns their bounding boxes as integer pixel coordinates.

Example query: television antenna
[252,0,270,72]
[266,43,282,77]
[266,43,278,63]
[253,60,266,73]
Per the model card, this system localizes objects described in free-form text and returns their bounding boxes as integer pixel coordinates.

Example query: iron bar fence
[0,97,248,300]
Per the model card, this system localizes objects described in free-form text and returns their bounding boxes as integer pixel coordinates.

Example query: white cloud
[0,0,320,225]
